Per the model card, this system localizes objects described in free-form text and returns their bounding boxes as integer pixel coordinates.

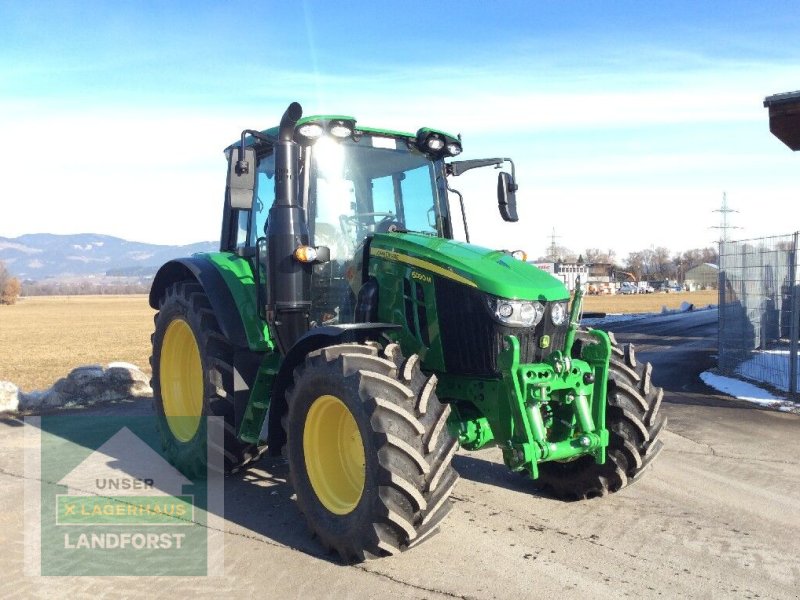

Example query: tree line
[0,260,150,299]
[21,280,151,296]
[538,246,719,282]
[1,244,719,301]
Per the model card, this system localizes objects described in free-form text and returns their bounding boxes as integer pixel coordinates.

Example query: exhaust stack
[264,102,311,354]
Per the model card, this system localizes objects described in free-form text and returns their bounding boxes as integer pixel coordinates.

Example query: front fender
[264,323,401,452]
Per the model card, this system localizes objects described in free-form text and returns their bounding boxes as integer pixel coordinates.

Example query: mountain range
[0,234,218,280]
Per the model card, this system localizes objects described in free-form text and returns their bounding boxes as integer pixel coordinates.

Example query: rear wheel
[285,342,459,562]
[536,330,666,499]
[151,281,264,477]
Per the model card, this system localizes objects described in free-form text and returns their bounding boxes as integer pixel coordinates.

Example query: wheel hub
[160,318,203,442]
[303,394,365,515]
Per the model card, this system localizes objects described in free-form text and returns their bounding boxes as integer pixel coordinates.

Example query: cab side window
[251,152,276,243]
[235,210,249,249]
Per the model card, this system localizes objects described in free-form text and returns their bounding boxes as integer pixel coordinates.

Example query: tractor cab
[274,128,453,327]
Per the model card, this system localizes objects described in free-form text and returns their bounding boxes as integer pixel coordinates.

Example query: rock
[17,364,153,413]
[0,381,19,413]
[18,389,51,411]
[103,363,151,398]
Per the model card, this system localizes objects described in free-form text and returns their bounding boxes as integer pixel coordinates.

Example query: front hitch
[496,335,607,478]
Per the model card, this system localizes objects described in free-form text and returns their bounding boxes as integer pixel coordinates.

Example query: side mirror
[497,171,518,222]
[227,147,256,209]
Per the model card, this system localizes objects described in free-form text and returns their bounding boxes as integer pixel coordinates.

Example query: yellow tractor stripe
[370,247,478,288]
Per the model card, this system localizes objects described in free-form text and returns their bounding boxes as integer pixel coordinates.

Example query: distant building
[586,262,615,294]
[685,263,719,290]
[531,259,616,293]
[554,257,588,292]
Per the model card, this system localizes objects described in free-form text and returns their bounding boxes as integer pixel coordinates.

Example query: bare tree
[651,247,674,280]
[625,251,645,281]
[701,246,718,264]
[0,261,21,305]
[543,245,577,263]
[584,248,616,264]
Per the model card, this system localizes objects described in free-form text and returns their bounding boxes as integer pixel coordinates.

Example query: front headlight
[550,301,568,326]
[486,296,544,327]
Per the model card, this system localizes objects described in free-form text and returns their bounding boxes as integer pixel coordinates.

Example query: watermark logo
[25,416,224,576]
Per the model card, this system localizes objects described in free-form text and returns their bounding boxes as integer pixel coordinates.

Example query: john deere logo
[26,416,222,576]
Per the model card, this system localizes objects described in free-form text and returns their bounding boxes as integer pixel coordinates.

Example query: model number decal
[410,271,432,284]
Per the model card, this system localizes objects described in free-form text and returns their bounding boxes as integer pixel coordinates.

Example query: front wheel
[536,330,666,500]
[284,343,459,562]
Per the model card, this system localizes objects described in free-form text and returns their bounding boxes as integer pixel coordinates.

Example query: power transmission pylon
[712,192,741,243]
[548,228,561,261]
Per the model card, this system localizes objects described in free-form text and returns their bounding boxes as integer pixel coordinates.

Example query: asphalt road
[2,308,798,599]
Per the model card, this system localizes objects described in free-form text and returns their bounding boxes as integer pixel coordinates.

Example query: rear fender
[149,255,265,350]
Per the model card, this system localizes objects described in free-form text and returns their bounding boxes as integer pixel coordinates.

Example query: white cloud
[0,52,796,254]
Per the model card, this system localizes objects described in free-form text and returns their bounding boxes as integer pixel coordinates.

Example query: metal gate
[718,233,799,394]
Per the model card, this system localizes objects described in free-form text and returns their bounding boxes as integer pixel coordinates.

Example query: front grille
[435,277,567,377]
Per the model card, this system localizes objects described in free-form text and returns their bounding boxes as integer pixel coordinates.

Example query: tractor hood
[369,233,568,301]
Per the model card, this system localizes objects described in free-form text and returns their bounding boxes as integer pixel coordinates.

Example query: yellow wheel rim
[303,395,365,515]
[160,318,204,442]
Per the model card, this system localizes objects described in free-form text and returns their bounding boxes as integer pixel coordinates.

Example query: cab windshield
[307,135,449,261]
[302,134,450,326]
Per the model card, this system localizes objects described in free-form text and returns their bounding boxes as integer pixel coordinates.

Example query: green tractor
[149,102,665,562]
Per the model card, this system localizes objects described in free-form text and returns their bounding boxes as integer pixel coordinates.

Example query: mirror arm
[447,157,517,179]
[506,158,518,190]
[444,178,470,244]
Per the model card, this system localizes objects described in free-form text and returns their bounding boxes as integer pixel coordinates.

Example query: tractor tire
[535,330,666,500]
[150,281,264,478]
[284,342,459,562]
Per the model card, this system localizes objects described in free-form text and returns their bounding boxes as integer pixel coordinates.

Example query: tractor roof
[224,115,457,153]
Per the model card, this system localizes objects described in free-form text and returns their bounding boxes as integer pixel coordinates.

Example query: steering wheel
[340,212,400,236]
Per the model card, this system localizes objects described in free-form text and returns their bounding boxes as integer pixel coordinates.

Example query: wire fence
[718,233,799,394]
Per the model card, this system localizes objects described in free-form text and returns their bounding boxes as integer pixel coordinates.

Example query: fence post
[788,232,799,394]
[718,241,724,370]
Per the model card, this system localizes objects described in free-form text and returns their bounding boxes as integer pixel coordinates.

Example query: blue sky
[1,1,799,259]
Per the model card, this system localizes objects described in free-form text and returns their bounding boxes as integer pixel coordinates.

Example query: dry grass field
[582,289,718,314]
[0,289,718,393]
[0,295,154,393]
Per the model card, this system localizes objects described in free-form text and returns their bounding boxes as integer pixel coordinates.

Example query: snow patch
[733,350,800,393]
[581,313,647,326]
[0,381,19,413]
[700,371,799,414]
[66,255,110,263]
[0,241,42,254]
[581,304,713,327]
